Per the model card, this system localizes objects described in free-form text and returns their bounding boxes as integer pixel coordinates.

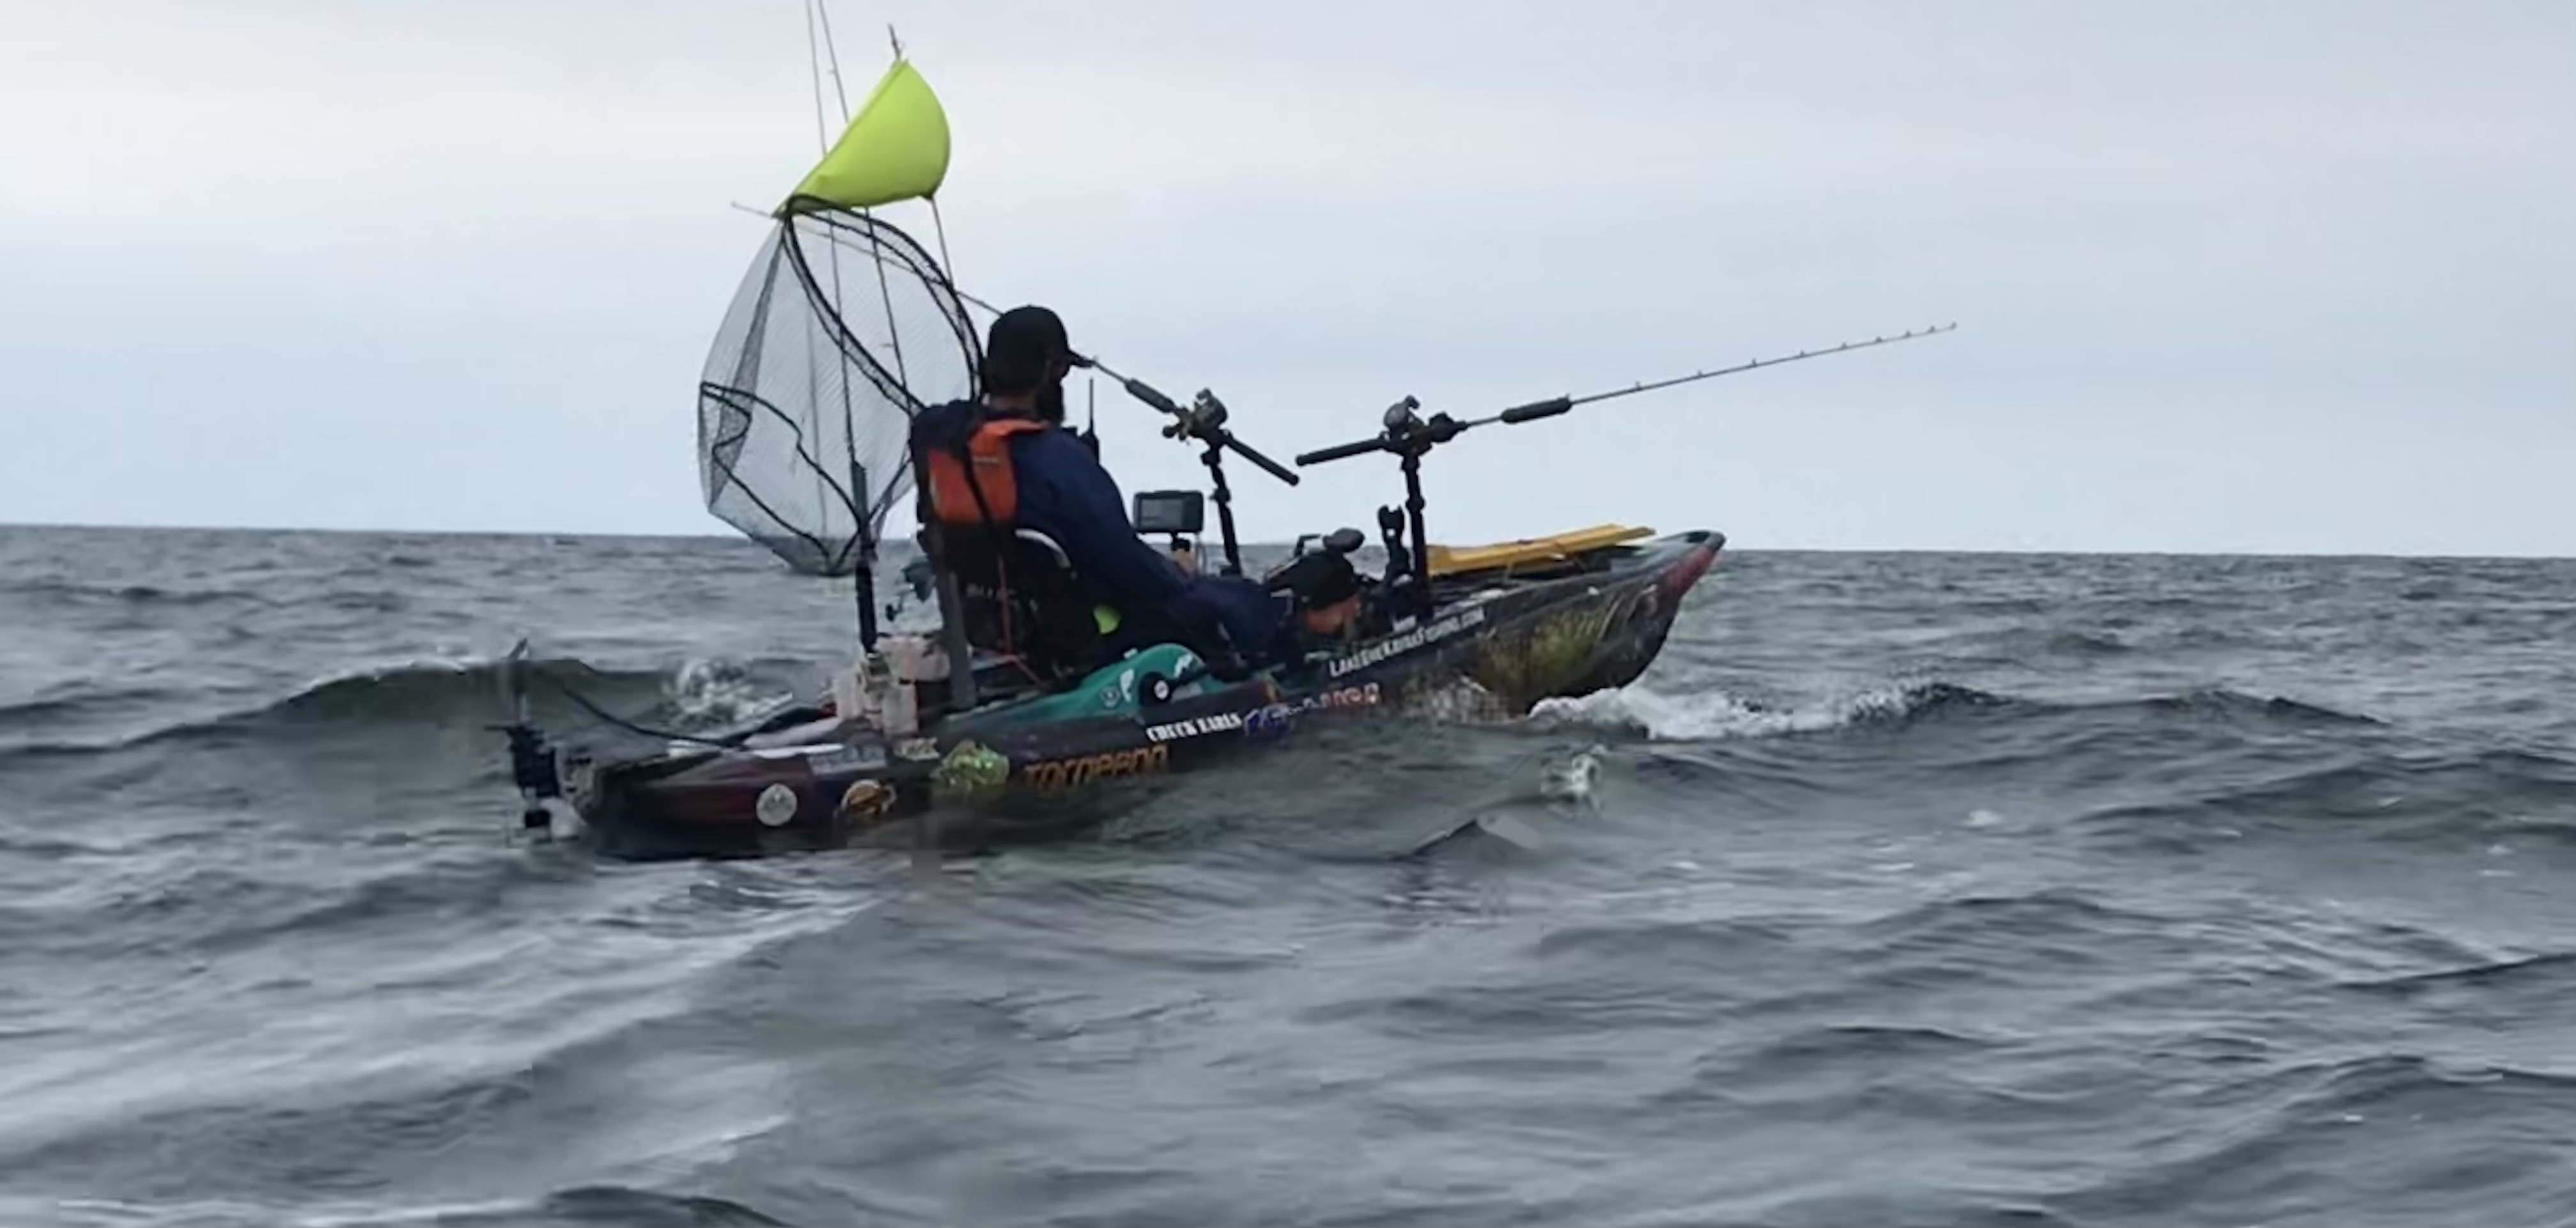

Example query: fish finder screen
[1132,490,1204,536]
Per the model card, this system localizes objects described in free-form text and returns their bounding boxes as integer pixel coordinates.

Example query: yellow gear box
[1425,524,1654,579]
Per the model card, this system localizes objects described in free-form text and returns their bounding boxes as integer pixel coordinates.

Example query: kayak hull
[547,529,1723,859]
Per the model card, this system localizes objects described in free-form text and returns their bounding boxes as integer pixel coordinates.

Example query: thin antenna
[880,22,962,284]
[851,19,918,396]
[798,0,839,582]
[815,0,852,118]
[928,198,959,288]
[802,0,832,154]
[805,0,883,649]
[808,6,910,406]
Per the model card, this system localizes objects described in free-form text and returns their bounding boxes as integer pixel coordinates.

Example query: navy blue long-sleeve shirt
[915,400,1288,664]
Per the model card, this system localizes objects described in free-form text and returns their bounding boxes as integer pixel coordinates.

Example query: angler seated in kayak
[912,305,1294,681]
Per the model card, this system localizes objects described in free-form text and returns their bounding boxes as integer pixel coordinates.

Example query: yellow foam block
[1425,524,1654,578]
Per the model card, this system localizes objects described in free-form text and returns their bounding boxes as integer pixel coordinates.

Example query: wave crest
[1528,680,2012,741]
[1530,680,2377,743]
[0,654,800,763]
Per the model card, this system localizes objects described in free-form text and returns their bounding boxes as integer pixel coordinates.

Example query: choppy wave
[252,654,798,731]
[0,655,802,763]
[0,578,269,610]
[2067,744,2576,852]
[0,1190,788,1228]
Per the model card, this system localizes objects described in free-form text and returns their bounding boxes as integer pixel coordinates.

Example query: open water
[3,523,2575,1227]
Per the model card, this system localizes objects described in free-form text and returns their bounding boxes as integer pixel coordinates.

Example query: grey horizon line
[3,518,2569,564]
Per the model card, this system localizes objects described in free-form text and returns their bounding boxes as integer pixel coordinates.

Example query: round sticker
[755,783,799,827]
[838,779,894,821]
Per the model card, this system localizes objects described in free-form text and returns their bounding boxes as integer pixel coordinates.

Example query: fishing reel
[1161,388,1232,445]
[1089,362,1299,488]
[1287,526,1368,559]
[1268,525,1365,595]
[1372,395,1468,457]
[1097,370,1298,579]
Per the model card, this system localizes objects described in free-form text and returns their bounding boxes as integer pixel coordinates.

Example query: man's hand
[1169,543,1199,575]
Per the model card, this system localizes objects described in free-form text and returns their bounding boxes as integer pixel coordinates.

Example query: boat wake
[1529,678,2013,740]
[1530,679,2382,743]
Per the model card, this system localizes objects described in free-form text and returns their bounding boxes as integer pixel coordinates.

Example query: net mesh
[697,208,979,575]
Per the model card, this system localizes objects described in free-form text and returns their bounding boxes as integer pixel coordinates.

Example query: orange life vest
[922,416,1048,527]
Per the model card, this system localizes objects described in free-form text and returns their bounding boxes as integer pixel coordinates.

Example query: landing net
[697,208,977,575]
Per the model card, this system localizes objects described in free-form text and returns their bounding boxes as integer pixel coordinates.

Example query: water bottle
[880,671,919,735]
[831,664,865,724]
[879,635,926,735]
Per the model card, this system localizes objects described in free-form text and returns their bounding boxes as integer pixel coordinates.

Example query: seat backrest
[931,524,1108,686]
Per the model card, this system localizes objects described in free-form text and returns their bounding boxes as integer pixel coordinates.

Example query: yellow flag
[782,58,951,213]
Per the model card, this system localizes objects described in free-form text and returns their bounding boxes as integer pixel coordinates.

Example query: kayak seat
[932,525,1253,697]
[940,525,1113,690]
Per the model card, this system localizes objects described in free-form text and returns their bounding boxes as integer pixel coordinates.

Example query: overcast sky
[3,0,2568,555]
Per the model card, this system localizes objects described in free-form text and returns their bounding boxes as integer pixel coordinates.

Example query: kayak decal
[749,742,843,759]
[1145,711,1247,743]
[755,783,800,827]
[1326,605,1488,679]
[806,743,888,773]
[932,740,1009,802]
[1660,542,1716,600]
[1244,703,1295,740]
[1234,681,1381,743]
[1466,585,1640,706]
[1313,681,1381,710]
[1020,743,1170,789]
[1096,666,1140,713]
[1083,648,1199,717]
[837,779,896,821]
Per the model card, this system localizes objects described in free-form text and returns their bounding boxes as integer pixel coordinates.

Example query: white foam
[1540,746,1606,806]
[1528,679,1962,742]
[1530,684,1840,740]
[666,657,794,729]
[286,649,488,696]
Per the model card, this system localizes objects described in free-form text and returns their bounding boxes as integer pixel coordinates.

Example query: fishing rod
[1294,322,1958,467]
[1292,321,1958,620]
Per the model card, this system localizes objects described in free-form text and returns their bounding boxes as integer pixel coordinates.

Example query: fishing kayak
[485,42,1944,859]
[510,527,1721,860]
